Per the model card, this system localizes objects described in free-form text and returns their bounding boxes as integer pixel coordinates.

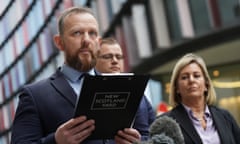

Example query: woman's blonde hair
[169,53,216,107]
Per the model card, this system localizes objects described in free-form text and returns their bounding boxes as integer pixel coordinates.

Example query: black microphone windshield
[149,116,184,144]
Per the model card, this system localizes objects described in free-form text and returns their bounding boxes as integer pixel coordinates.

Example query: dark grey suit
[11,69,156,144]
[163,104,240,144]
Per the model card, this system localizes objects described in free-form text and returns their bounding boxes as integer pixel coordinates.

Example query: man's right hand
[55,116,95,144]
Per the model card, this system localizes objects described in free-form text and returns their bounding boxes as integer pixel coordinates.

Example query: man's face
[95,43,124,73]
[57,13,99,72]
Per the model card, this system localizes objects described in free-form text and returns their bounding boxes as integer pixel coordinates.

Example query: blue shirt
[61,64,95,97]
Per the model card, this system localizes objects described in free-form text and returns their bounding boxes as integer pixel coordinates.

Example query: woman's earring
[204,89,208,96]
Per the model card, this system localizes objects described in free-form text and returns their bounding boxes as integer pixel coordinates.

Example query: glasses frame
[98,54,124,61]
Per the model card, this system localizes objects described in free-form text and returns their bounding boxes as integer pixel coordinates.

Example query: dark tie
[79,73,89,81]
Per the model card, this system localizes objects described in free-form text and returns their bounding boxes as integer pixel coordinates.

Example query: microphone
[135,116,184,144]
[149,116,184,144]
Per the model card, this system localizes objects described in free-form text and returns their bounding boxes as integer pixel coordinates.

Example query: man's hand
[115,128,141,144]
[55,116,95,144]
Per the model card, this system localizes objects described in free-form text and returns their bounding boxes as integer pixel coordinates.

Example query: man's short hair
[57,6,95,35]
[99,37,119,46]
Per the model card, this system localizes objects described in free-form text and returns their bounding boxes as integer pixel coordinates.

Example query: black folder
[74,74,149,140]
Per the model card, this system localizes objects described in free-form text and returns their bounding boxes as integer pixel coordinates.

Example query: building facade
[0,0,240,143]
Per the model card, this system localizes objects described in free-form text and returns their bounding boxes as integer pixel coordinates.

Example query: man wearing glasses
[95,37,125,73]
[95,37,155,141]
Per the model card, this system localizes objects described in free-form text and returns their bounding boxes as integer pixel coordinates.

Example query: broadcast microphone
[149,116,184,144]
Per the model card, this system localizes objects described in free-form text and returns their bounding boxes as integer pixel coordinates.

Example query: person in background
[95,37,158,109]
[95,37,125,73]
[95,37,156,138]
[11,7,152,144]
[161,53,240,144]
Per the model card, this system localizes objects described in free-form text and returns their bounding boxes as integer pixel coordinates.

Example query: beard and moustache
[65,47,97,72]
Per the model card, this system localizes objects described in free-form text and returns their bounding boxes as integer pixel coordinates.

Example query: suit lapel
[172,105,202,144]
[209,106,229,144]
[50,69,77,107]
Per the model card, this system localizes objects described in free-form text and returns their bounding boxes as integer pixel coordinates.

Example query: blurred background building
[0,0,240,143]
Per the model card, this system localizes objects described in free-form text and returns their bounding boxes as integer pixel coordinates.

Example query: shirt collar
[61,64,95,82]
[182,103,211,119]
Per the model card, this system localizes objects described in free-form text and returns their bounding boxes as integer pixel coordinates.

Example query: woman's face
[176,63,207,103]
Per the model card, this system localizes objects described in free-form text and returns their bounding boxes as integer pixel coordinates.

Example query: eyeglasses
[98,54,124,60]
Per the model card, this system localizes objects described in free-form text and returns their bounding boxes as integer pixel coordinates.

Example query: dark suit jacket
[11,69,156,144]
[163,104,240,144]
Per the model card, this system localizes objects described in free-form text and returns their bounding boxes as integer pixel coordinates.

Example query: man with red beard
[11,7,155,144]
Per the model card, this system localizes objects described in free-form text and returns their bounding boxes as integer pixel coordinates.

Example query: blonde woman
[162,53,240,144]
